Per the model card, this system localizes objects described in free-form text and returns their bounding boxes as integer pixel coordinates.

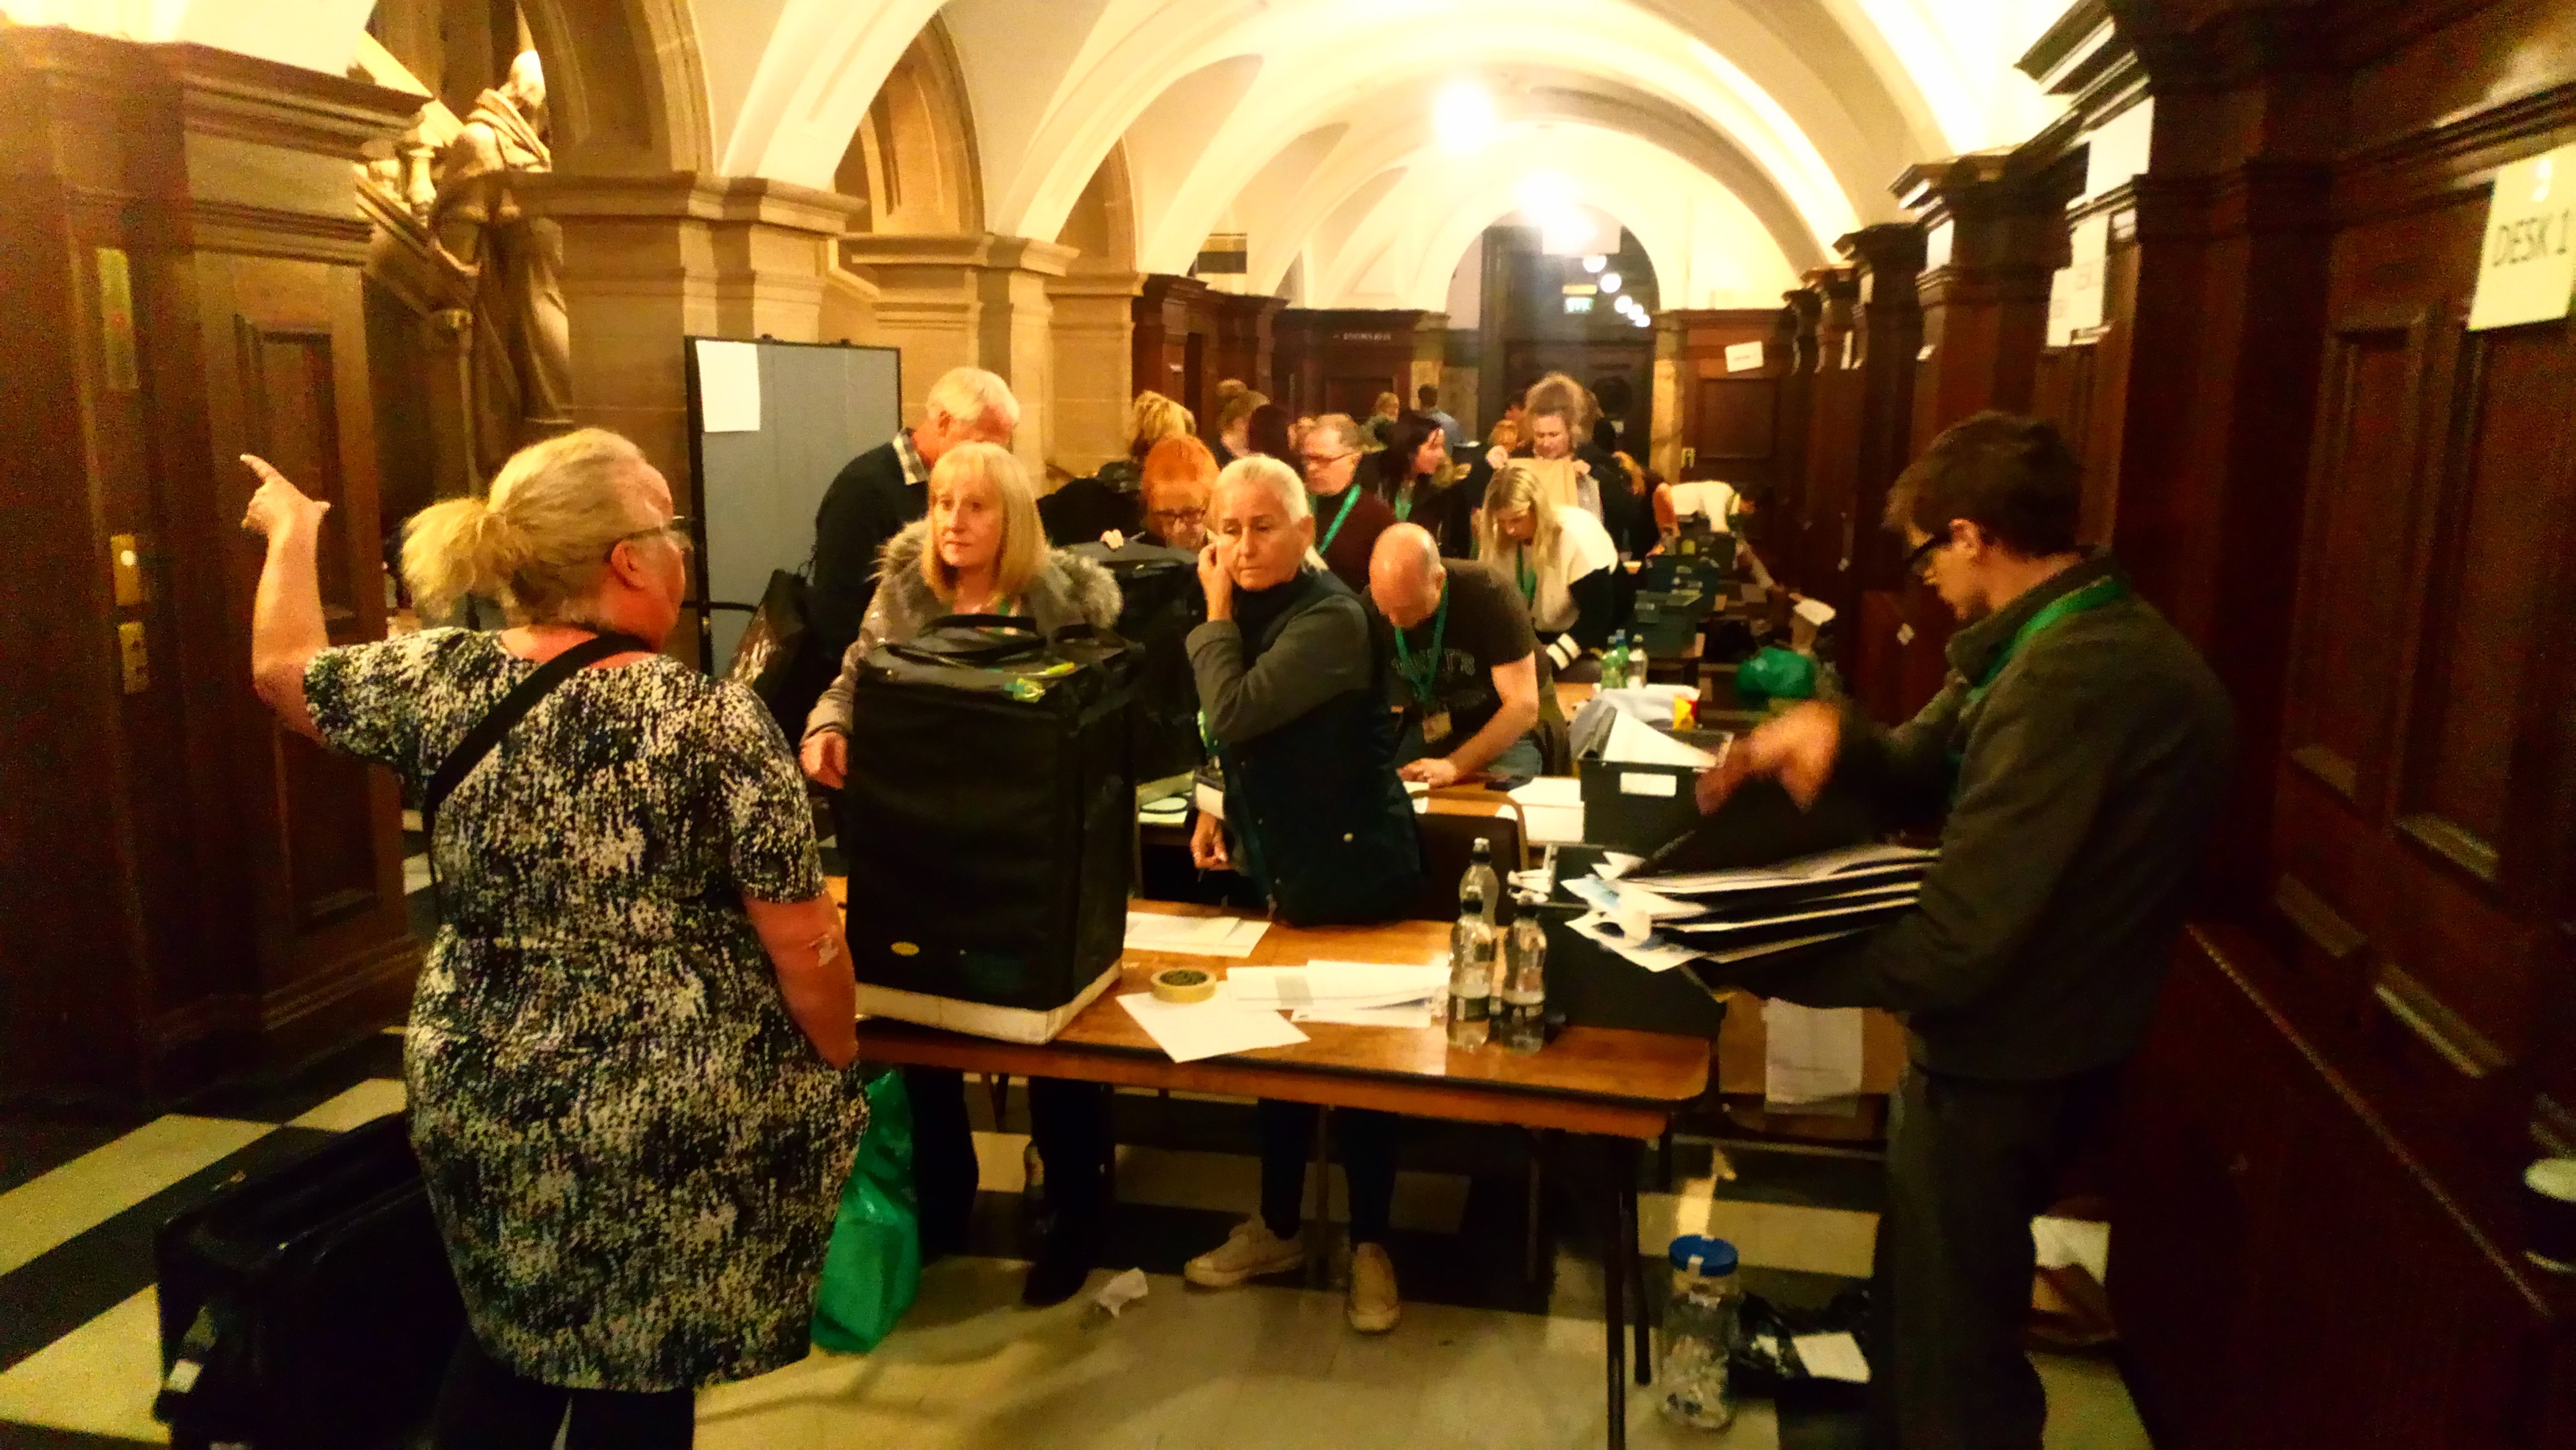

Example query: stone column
[517,173,863,516]
[842,233,1077,473]
[1047,260,1143,478]
[1895,151,2082,451]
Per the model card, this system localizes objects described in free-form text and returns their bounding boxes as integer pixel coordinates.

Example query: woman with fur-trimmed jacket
[798,441,1122,1310]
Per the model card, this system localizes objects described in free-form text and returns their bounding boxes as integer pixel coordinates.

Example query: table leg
[1600,1138,1628,1450]
[1626,1166,1650,1386]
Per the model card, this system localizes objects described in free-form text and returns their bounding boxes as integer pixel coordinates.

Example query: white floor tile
[1639,1185,1878,1279]
[403,854,432,896]
[0,1116,272,1275]
[287,1078,408,1133]
[0,1286,170,1443]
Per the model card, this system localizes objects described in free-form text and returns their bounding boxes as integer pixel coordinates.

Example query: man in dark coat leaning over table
[1695,411,2233,1450]
[1181,452,1422,1335]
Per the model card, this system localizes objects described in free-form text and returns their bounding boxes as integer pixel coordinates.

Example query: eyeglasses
[611,516,694,559]
[1901,532,1944,580]
[1147,506,1207,527]
[1300,451,1354,471]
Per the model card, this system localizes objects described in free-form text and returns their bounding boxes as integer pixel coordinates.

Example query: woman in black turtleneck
[1365,411,1472,559]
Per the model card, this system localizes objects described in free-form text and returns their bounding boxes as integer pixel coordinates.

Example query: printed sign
[1724,340,1765,372]
[2468,144,2576,331]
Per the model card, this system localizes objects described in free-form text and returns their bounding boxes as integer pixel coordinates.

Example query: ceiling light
[1599,272,1622,294]
[1582,255,1608,274]
[1435,83,1497,156]
[1633,312,1652,328]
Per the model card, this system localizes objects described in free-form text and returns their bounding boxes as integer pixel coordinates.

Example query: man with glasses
[1300,413,1396,593]
[1695,412,2232,1450]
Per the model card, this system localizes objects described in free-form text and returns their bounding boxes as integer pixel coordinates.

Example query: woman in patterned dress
[239,430,862,1449]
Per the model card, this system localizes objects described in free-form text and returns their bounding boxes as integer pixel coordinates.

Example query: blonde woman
[1478,461,1620,678]
[798,440,1123,1309]
[239,430,859,1447]
[1214,385,1269,466]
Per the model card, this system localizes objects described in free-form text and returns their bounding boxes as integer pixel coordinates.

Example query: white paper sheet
[1602,709,1719,769]
[1224,962,1448,1007]
[1123,912,1269,958]
[1116,993,1309,1063]
[1522,804,1586,846]
[692,339,762,432]
[1595,851,1644,881]
[1792,1331,1872,1383]
[1764,999,1865,1108]
[1636,844,1936,896]
[1505,776,1584,809]
[1290,1001,1437,1029]
[1666,895,1915,937]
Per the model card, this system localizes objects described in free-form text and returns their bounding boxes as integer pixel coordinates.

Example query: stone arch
[1055,141,1138,271]
[518,0,710,174]
[831,14,983,235]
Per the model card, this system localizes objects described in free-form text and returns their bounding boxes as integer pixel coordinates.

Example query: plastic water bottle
[1447,892,1496,1050]
[1496,914,1548,1054]
[1461,838,1500,926]
[1603,631,1630,689]
[1623,634,1649,689]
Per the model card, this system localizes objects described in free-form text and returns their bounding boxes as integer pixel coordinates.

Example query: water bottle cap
[1472,838,1492,859]
[1667,1235,1739,1276]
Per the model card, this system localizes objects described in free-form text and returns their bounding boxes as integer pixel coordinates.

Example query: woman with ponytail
[242,429,863,1449]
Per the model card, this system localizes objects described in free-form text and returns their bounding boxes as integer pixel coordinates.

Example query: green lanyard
[1395,483,1415,523]
[1515,549,1537,604]
[1390,580,1451,704]
[1317,485,1363,552]
[1963,575,2127,708]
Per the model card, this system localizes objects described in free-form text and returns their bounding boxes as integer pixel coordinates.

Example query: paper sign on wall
[694,339,763,432]
[1724,340,1766,372]
[2048,211,2111,347]
[2468,144,2576,331]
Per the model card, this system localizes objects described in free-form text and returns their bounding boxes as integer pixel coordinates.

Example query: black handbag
[839,617,1139,1042]
[725,566,833,742]
[152,1114,463,1449]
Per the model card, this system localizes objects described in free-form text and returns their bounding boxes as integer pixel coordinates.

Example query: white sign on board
[1724,340,1766,372]
[2468,144,2576,332]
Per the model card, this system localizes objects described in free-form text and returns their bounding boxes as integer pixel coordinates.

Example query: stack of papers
[1117,993,1308,1062]
[1568,844,1937,973]
[1124,912,1269,958]
[1226,961,1448,1028]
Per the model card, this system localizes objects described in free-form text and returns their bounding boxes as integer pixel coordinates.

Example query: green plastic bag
[811,1070,922,1353]
[1734,645,1818,707]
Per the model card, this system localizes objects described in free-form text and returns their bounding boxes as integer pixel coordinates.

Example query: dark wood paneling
[1271,308,1447,423]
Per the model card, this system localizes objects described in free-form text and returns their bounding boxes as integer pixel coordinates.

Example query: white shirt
[1491,505,1619,635]
[1667,481,1737,524]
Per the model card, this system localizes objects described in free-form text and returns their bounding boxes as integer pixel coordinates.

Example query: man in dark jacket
[807,367,1018,675]
[1180,453,1421,1335]
[1700,412,2233,1450]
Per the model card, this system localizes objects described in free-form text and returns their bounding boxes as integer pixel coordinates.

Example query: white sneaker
[1184,1217,1307,1288]
[1347,1243,1401,1333]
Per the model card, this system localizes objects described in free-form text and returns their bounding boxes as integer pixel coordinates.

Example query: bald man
[1366,524,1546,786]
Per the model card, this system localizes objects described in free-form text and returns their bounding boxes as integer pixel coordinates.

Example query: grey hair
[924,366,1020,432]
[1309,412,1364,453]
[1217,454,1308,522]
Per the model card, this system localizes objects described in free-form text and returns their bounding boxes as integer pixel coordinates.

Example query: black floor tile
[0,1126,335,1373]
[178,1032,405,1126]
[0,1106,155,1196]
[0,1424,159,1449]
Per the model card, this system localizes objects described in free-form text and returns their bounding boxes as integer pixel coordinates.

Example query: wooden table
[849,900,1710,1449]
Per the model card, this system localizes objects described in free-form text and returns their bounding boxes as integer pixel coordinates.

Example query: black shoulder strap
[424,633,648,850]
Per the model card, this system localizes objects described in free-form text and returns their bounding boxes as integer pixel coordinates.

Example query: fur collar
[874,519,1123,637]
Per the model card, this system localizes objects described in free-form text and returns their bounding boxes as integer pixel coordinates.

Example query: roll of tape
[1150,966,1218,1004]
[2524,1158,2576,1275]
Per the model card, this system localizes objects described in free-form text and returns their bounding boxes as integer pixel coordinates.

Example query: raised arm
[241,456,332,742]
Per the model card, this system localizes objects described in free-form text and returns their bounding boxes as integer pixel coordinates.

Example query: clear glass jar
[1659,1235,1740,1429]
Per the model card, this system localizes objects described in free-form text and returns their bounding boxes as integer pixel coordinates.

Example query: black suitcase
[841,616,1139,1043]
[1068,541,1205,786]
[153,1112,463,1450]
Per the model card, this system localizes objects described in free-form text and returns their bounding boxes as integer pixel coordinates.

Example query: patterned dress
[306,628,865,1391]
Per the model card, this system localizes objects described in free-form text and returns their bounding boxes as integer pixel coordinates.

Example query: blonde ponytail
[400,428,656,625]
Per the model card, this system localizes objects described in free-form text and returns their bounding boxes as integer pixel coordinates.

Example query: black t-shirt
[1372,560,1538,744]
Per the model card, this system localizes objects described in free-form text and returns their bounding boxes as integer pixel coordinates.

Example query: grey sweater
[1742,554,2233,1081]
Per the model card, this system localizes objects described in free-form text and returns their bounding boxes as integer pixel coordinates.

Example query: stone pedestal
[1047,261,1143,476]
[842,233,1077,473]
